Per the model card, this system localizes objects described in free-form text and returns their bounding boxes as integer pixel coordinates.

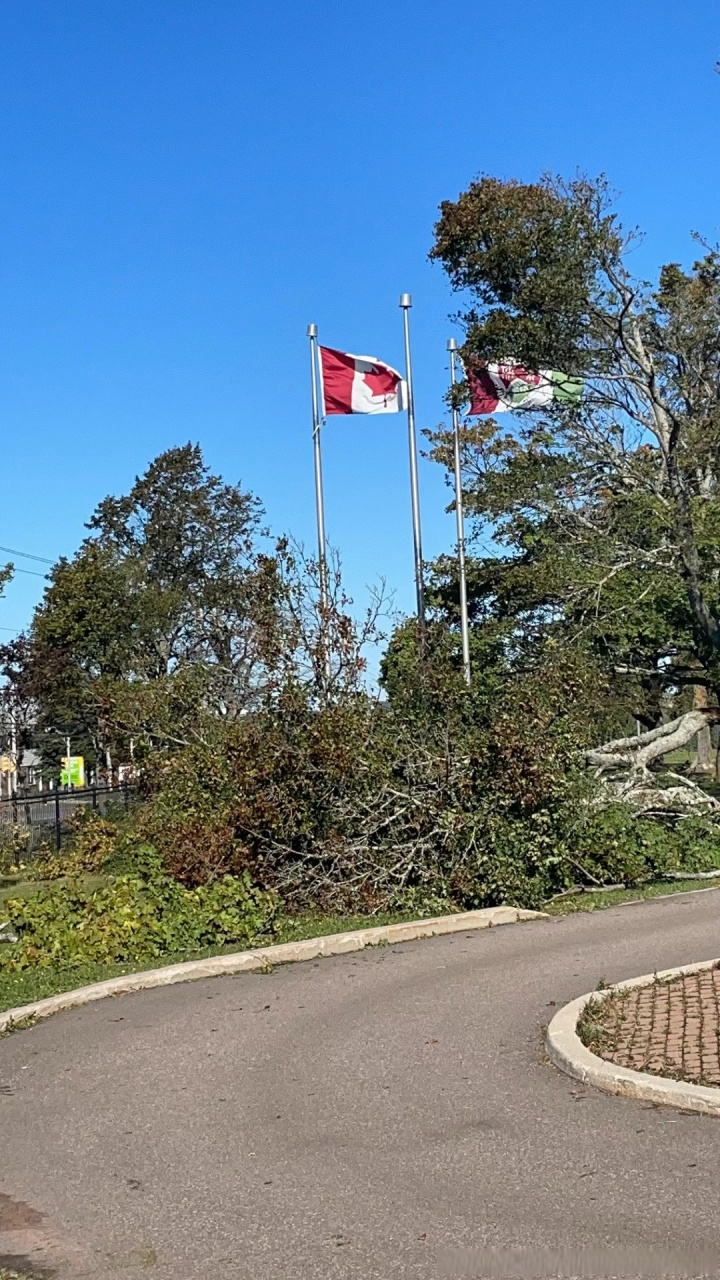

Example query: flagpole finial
[399,293,412,309]
[307,323,318,338]
[447,337,458,352]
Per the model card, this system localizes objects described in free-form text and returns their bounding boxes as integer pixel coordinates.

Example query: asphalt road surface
[2,890,720,1279]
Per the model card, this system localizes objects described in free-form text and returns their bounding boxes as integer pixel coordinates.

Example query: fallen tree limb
[586,709,720,813]
[586,708,720,773]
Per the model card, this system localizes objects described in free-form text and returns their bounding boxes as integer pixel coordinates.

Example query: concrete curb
[0,904,546,1035]
[546,958,720,1115]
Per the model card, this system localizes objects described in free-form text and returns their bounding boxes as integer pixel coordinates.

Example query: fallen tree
[587,709,720,814]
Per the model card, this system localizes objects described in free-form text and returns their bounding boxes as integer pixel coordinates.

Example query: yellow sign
[61,756,85,787]
[0,755,14,774]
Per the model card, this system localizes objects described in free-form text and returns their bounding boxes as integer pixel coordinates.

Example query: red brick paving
[580,966,720,1086]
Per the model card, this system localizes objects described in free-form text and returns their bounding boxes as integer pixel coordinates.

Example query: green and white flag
[469,362,583,414]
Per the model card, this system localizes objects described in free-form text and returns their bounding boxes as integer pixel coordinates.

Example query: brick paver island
[579,965,720,1086]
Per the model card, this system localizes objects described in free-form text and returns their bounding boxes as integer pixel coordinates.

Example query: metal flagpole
[307,324,331,687]
[448,339,471,686]
[307,324,329,614]
[399,294,425,632]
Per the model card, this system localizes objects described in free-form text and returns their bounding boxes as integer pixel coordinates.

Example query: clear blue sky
[1,0,719,638]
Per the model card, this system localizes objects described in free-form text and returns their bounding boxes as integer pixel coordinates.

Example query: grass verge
[576,988,629,1059]
[0,905,428,1016]
[2,878,719,1019]
[544,877,720,915]
[0,874,108,910]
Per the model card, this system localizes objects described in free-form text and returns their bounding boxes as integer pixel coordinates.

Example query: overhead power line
[0,544,54,565]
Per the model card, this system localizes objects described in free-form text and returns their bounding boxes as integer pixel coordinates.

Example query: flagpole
[448,338,471,686]
[399,294,425,632]
[307,324,332,689]
[307,324,329,614]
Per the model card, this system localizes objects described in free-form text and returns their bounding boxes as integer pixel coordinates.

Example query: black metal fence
[0,783,135,853]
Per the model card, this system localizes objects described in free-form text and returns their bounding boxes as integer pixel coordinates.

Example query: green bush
[127,654,610,912]
[0,822,31,875]
[2,852,277,970]
[572,806,720,887]
[31,809,120,880]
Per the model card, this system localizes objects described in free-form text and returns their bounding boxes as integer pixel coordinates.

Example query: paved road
[2,891,720,1279]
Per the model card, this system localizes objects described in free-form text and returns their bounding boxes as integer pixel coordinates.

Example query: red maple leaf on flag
[363,363,399,399]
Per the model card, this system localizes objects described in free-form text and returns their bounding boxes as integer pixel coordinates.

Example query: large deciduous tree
[0,562,16,761]
[428,174,720,790]
[1,445,282,773]
[1,445,383,777]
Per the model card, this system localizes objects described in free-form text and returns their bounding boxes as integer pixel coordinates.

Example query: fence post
[123,779,129,812]
[54,789,61,852]
[92,785,97,811]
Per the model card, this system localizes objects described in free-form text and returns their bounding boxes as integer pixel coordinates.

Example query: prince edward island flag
[469,362,583,415]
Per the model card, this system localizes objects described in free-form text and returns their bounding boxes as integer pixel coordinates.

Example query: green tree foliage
[1,445,281,773]
[0,562,16,758]
[429,173,720,721]
[2,444,388,777]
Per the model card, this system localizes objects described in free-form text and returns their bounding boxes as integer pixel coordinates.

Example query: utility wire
[0,544,54,565]
[0,547,53,643]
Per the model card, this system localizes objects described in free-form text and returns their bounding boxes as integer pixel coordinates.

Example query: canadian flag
[319,345,406,416]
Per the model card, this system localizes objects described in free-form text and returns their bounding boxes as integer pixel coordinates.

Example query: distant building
[17,750,43,789]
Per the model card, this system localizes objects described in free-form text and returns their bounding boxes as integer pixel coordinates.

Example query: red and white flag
[319,345,406,416]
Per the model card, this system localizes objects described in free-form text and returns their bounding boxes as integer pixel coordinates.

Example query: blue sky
[1,0,719,640]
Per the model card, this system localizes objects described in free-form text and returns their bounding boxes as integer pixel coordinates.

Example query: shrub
[2,853,277,970]
[31,810,120,880]
[0,823,31,876]
[127,658,608,912]
[126,645,720,914]
[572,806,720,887]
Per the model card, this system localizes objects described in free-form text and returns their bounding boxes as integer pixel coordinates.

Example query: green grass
[0,905,430,1016]
[2,878,719,1019]
[270,906,424,943]
[544,876,720,914]
[1,875,60,909]
[0,873,107,910]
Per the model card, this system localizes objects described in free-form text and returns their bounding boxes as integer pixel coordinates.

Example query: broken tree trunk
[586,708,720,813]
[586,708,720,773]
[688,686,714,774]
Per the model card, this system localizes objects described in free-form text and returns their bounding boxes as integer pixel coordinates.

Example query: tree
[1,446,280,773]
[428,174,720,787]
[2,446,387,775]
[0,633,39,771]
